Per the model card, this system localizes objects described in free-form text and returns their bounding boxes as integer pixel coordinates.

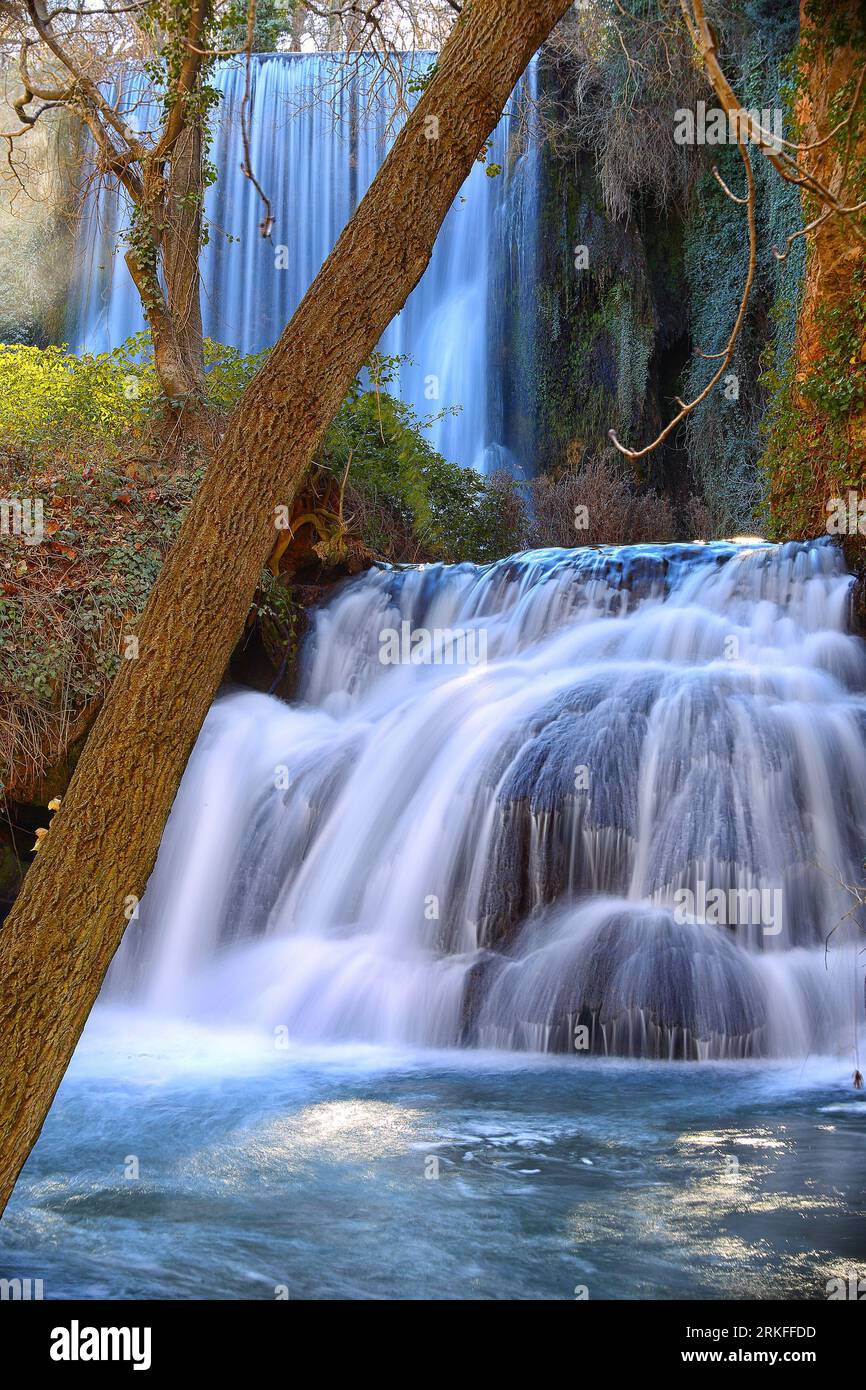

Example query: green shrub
[0,334,268,449]
[0,340,147,446]
[317,354,527,564]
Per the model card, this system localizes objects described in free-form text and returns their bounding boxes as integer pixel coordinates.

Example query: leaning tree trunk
[0,0,573,1214]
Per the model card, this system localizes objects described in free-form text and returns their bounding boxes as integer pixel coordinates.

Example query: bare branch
[238,0,274,237]
[686,0,866,247]
[23,0,149,159]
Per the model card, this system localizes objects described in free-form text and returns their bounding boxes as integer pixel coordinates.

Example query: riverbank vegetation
[0,339,501,802]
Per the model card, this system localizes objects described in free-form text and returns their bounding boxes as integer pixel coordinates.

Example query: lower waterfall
[108,537,866,1061]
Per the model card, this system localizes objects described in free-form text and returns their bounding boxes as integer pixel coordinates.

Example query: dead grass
[0,440,202,800]
[528,452,683,548]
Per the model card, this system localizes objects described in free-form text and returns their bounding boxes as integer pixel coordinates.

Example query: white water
[66,53,541,476]
[108,538,866,1062]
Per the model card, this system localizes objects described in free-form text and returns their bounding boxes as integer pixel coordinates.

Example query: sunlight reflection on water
[0,1011,864,1300]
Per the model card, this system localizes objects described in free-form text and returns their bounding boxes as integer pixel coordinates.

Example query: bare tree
[286,1,461,119]
[0,1,461,420]
[298,1,459,52]
[540,0,706,222]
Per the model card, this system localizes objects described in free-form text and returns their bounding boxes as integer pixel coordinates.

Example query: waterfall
[109,538,866,1061]
[65,53,541,476]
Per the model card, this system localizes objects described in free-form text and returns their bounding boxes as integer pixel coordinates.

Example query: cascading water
[109,537,866,1064]
[66,53,541,476]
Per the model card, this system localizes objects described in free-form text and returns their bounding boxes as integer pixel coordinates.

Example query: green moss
[682,0,803,534]
[801,266,866,421]
[532,2,802,519]
[760,268,866,540]
[532,129,660,474]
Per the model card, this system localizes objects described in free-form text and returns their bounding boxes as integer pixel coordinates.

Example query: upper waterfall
[66,52,542,477]
[108,538,866,1061]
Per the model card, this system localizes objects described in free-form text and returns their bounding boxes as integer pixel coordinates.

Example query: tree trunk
[764,0,866,540]
[0,0,573,1215]
[344,6,365,50]
[327,1,343,50]
[161,123,207,398]
[290,3,305,52]
[126,123,210,444]
[793,0,866,444]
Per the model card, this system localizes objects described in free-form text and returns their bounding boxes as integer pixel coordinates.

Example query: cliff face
[531,0,803,536]
[532,139,683,486]
[793,0,866,445]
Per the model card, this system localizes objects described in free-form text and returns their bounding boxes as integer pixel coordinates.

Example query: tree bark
[159,122,207,401]
[290,2,305,52]
[790,1,866,450]
[763,0,866,538]
[126,120,210,440]
[0,0,573,1215]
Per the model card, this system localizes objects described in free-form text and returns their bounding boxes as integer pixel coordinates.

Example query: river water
[1,1016,864,1299]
